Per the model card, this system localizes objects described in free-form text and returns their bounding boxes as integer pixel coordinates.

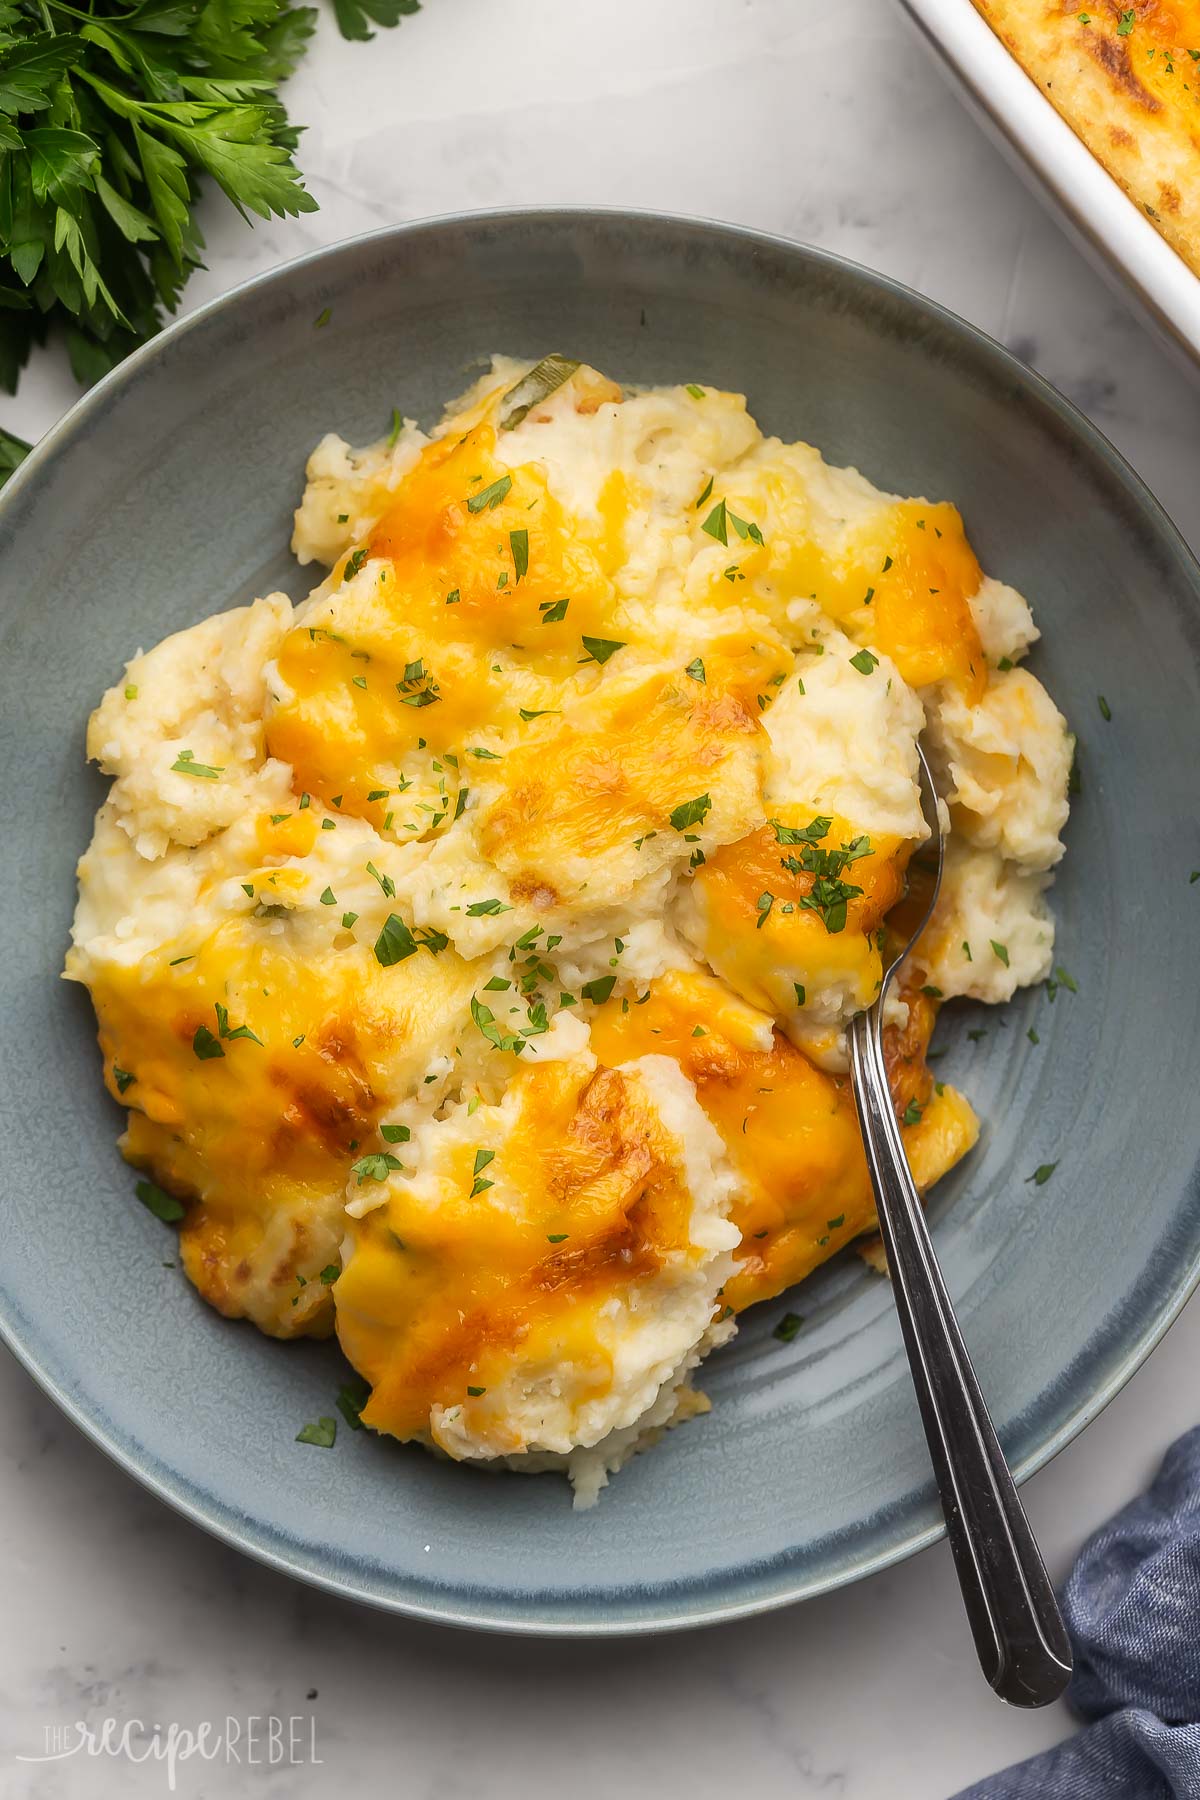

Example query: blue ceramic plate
[2,211,1198,1634]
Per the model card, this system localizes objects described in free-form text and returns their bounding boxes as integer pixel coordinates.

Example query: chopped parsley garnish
[212,1002,261,1045]
[374,913,419,966]
[772,816,870,934]
[669,792,712,832]
[386,408,403,450]
[344,546,368,578]
[471,994,525,1054]
[380,1124,411,1145]
[466,898,512,916]
[336,1379,370,1430]
[350,1151,404,1185]
[685,382,706,399]
[171,750,223,781]
[701,499,728,543]
[319,886,337,906]
[793,983,806,1006]
[467,1386,487,1397]
[314,308,332,330]
[498,355,581,430]
[773,1311,803,1344]
[1098,694,1112,721]
[581,975,617,1005]
[997,656,1014,672]
[547,1233,568,1244]
[849,648,879,675]
[192,1025,224,1060]
[509,528,529,584]
[700,497,763,547]
[396,659,440,708]
[695,476,714,509]
[771,816,832,845]
[901,1099,923,1127]
[470,1147,496,1198]
[341,911,358,929]
[685,657,706,683]
[1055,964,1078,993]
[539,597,569,623]
[113,1067,136,1094]
[295,1417,336,1448]
[1117,7,1134,32]
[990,940,1010,967]
[1027,1162,1059,1186]
[366,861,395,899]
[581,635,625,665]
[466,474,512,513]
[319,1264,340,1285]
[755,891,775,928]
[136,1179,185,1222]
[728,510,764,545]
[1028,1027,1040,1045]
[519,707,559,721]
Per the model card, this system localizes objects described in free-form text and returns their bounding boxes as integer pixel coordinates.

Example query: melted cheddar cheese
[335,1053,735,1455]
[590,971,979,1310]
[91,919,476,1336]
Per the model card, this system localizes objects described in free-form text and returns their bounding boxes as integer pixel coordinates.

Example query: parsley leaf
[350,1151,404,1184]
[295,1417,337,1448]
[669,793,712,831]
[0,0,429,436]
[373,913,418,966]
[701,499,728,545]
[498,354,580,430]
[466,473,512,513]
[171,749,222,780]
[136,1179,185,1222]
[581,635,625,665]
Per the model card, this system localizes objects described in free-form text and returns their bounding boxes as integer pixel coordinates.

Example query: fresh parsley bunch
[0,0,419,477]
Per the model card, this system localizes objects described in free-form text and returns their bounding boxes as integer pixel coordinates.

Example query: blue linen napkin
[954,1426,1200,1799]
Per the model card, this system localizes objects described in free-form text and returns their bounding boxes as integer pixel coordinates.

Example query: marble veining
[4,1,1200,1794]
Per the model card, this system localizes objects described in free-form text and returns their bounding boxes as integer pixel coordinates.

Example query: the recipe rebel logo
[16,1713,323,1789]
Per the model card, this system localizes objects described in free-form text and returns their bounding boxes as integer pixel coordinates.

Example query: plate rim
[3,205,1199,1636]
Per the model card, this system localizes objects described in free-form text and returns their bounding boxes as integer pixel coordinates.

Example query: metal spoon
[846,744,1073,1708]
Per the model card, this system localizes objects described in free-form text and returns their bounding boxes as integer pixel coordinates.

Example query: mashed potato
[67,355,1070,1503]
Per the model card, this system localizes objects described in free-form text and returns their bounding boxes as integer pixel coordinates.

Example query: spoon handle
[848,1009,1073,1708]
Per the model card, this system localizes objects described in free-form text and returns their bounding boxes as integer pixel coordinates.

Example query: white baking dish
[897,0,1200,368]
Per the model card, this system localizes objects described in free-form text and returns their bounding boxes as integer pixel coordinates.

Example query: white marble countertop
[5,2,1200,1795]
